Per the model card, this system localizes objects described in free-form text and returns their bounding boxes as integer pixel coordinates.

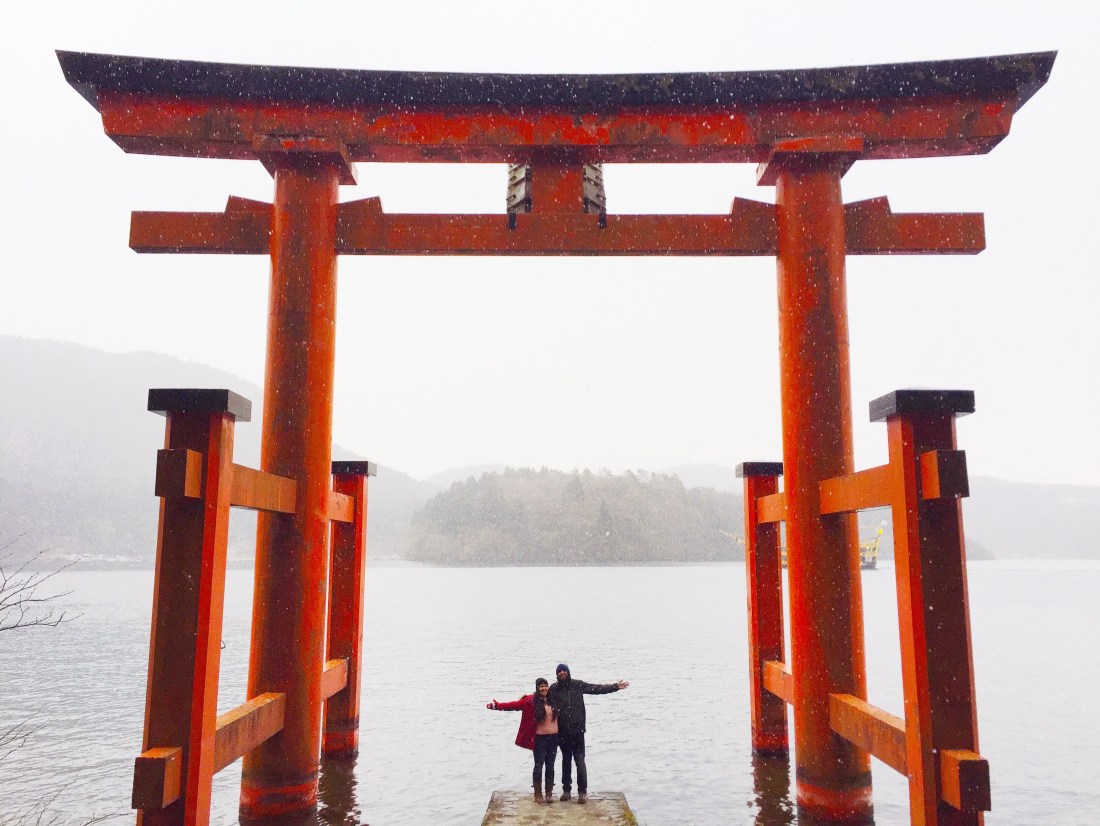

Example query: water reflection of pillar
[751,752,795,826]
[241,145,351,821]
[761,137,871,823]
[317,757,362,826]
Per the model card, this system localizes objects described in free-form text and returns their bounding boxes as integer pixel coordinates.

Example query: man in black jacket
[547,663,629,804]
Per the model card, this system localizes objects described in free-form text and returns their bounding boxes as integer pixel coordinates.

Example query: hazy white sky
[2,1,1097,484]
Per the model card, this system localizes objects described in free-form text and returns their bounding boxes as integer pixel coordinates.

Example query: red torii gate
[58,49,1053,826]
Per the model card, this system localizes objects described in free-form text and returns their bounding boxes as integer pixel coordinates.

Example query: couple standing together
[487,663,629,805]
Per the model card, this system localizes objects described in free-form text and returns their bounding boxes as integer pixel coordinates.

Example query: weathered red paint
[129,197,981,258]
[770,142,871,822]
[94,91,1018,164]
[525,160,583,212]
[885,405,985,825]
[137,405,236,826]
[324,469,370,758]
[740,468,788,755]
[241,157,342,820]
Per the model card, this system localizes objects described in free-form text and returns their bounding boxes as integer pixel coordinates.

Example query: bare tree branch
[0,718,40,763]
[0,538,79,633]
[0,781,125,825]
[0,538,111,825]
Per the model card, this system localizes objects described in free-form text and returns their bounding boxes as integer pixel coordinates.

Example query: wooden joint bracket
[920,449,969,500]
[253,134,357,185]
[757,135,864,185]
[132,693,287,810]
[940,748,991,812]
[762,660,792,704]
[132,746,182,810]
[154,448,203,499]
[322,658,350,700]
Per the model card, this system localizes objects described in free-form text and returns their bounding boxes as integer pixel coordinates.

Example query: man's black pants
[558,730,587,793]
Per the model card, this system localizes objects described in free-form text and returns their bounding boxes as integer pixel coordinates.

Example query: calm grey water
[2,561,1098,825]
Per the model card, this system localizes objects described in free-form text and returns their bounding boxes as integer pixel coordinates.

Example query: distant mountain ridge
[964,477,1100,559]
[659,463,741,493]
[2,337,1096,565]
[422,464,505,489]
[0,336,438,564]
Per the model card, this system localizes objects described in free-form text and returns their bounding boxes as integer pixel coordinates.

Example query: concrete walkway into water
[481,791,638,825]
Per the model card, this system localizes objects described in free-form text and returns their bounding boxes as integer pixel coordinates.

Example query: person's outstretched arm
[576,679,629,695]
[487,695,530,710]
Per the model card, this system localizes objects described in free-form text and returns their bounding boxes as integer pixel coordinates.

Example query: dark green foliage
[402,468,744,565]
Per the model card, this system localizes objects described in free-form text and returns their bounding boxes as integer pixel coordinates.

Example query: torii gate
[59,49,1054,826]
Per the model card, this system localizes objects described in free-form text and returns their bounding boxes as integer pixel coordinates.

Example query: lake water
[2,561,1098,825]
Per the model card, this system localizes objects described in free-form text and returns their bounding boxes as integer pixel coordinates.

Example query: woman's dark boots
[533,783,545,804]
[545,784,554,804]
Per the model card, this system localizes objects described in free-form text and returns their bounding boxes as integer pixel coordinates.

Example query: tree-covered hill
[402,467,744,565]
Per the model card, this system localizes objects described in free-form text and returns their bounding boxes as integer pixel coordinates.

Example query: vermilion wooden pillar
[241,148,349,820]
[762,137,872,822]
[137,390,249,826]
[877,390,986,825]
[324,461,376,758]
[737,461,788,755]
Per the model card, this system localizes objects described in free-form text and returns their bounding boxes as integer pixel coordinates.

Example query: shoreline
[32,557,1100,573]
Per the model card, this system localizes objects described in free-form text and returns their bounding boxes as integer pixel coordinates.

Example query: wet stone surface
[481,790,637,826]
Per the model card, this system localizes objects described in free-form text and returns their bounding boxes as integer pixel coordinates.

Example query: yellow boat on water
[857,527,884,570]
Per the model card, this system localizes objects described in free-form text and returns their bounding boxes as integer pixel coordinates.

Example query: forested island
[401,467,744,565]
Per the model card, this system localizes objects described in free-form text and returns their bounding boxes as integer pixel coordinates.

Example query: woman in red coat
[487,677,559,804]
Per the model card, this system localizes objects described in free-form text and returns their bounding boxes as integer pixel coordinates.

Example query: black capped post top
[332,460,378,478]
[735,461,784,478]
[869,389,975,423]
[147,388,252,422]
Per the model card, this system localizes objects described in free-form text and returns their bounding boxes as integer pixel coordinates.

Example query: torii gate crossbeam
[58,49,1054,826]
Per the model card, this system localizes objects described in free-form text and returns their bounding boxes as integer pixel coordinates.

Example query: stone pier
[481,791,637,825]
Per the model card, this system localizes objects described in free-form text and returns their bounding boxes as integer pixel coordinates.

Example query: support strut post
[137,390,249,826]
[324,461,376,758]
[241,151,345,820]
[876,389,986,825]
[737,462,788,755]
[761,137,872,822]
[526,152,587,214]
